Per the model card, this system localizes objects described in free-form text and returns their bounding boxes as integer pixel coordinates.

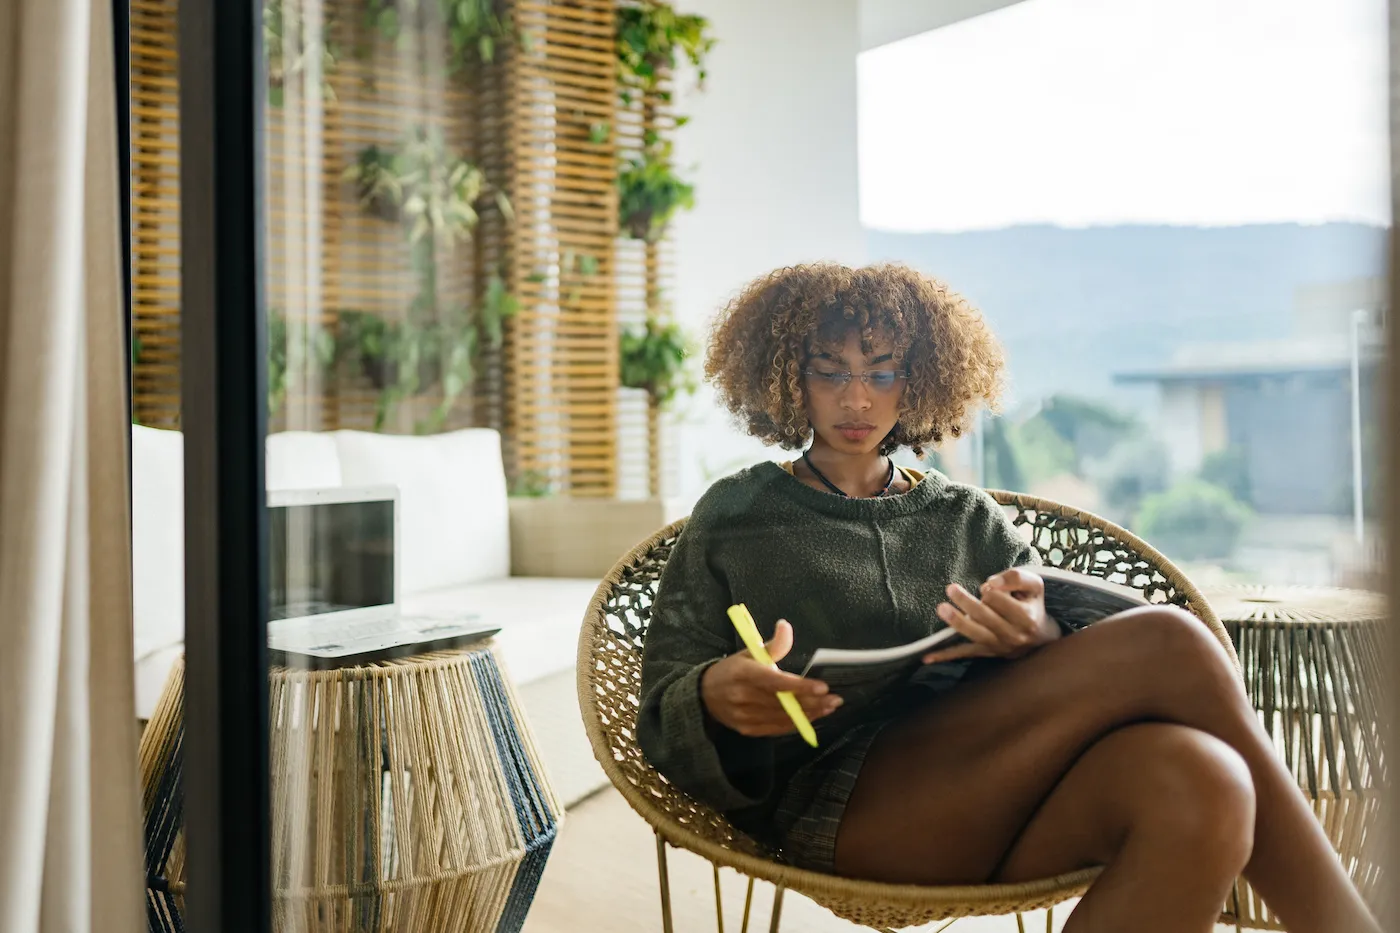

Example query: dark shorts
[767,657,998,873]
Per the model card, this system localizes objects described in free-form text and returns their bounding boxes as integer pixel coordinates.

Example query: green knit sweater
[637,461,1035,829]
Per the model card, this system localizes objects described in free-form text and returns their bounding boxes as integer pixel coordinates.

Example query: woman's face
[802,329,907,455]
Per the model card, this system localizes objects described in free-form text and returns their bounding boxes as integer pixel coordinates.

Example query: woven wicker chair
[577,490,1243,932]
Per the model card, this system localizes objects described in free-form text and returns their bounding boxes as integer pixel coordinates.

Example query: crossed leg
[832,607,1381,933]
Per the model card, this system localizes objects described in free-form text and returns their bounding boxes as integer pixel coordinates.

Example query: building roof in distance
[1114,333,1384,384]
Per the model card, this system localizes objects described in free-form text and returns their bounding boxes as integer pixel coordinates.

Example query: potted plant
[616,1,713,99]
[344,127,506,234]
[266,309,337,418]
[620,316,694,407]
[621,316,695,495]
[617,139,694,243]
[334,272,518,432]
[341,125,517,431]
[264,0,338,107]
[366,0,520,69]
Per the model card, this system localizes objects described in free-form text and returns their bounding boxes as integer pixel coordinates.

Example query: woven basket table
[139,642,563,933]
[1202,584,1388,930]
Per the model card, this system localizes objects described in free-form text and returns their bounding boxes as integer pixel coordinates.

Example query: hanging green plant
[616,1,713,101]
[344,126,518,432]
[365,0,521,70]
[620,317,695,409]
[266,310,337,417]
[345,127,508,240]
[618,139,694,243]
[334,273,518,432]
[264,0,339,108]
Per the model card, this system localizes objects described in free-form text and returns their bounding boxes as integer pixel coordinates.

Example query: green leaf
[493,189,514,222]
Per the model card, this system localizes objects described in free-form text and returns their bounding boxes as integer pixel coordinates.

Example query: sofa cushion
[333,429,510,594]
[131,425,185,664]
[266,431,342,490]
[401,577,598,686]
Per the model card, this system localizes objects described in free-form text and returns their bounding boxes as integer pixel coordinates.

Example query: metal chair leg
[768,884,785,933]
[713,864,725,933]
[1046,906,1054,932]
[740,877,755,933]
[1016,912,1027,932]
[655,832,674,933]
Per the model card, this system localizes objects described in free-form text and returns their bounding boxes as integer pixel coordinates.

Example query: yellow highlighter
[726,604,819,748]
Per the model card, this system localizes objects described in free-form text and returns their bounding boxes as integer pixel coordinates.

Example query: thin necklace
[801,450,896,498]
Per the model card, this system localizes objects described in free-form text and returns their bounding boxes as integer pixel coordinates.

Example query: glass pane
[859,0,1389,592]
[262,0,570,927]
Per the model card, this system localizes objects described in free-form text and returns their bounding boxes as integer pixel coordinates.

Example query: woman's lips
[837,425,874,441]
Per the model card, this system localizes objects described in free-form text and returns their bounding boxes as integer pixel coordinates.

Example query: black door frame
[175,1,272,930]
[118,1,274,926]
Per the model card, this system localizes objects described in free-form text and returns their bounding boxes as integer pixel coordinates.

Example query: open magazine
[798,566,1148,691]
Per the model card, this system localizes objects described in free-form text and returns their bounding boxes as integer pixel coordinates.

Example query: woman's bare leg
[990,722,1255,932]
[831,606,1380,933]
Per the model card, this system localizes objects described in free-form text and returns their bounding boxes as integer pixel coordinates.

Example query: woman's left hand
[922,568,1060,664]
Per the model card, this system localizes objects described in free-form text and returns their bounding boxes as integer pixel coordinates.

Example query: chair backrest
[576,491,1233,861]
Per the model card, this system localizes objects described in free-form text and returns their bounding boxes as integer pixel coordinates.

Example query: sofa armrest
[508,497,686,579]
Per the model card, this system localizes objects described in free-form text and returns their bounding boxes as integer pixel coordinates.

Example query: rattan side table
[139,641,563,932]
[1203,584,1387,930]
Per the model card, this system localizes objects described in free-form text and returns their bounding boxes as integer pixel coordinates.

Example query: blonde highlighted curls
[703,262,1006,456]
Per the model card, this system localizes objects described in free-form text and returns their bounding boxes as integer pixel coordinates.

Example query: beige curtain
[0,0,144,930]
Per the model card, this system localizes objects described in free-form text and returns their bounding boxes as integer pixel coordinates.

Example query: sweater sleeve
[966,488,1100,636]
[636,501,774,812]
[966,487,1038,580]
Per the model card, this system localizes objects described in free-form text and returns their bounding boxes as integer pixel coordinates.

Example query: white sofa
[131,424,683,806]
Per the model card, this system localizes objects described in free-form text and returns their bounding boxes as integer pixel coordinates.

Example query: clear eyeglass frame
[801,369,910,393]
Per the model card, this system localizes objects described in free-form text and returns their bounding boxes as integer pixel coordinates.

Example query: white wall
[668,0,865,504]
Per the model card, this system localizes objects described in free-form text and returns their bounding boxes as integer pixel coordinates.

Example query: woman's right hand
[700,619,842,737]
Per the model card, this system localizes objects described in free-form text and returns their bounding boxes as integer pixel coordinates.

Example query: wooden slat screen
[500,0,619,496]
[130,0,181,427]
[129,0,623,497]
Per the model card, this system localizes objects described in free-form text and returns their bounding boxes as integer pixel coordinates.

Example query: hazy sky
[858,0,1390,232]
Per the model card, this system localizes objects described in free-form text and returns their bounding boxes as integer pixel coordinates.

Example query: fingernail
[812,682,828,695]
[830,697,844,708]
[946,584,957,596]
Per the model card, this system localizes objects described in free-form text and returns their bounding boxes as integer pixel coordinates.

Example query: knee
[1131,606,1243,704]
[1135,726,1256,874]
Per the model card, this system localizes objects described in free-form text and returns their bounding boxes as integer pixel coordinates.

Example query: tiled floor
[523,787,1260,932]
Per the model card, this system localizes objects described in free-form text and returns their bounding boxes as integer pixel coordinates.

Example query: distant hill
[867,223,1388,414]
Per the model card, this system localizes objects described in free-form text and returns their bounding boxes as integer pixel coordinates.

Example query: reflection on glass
[258,2,568,930]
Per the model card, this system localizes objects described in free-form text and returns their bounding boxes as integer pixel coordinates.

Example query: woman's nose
[841,378,873,409]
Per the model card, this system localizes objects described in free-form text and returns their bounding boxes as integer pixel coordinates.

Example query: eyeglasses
[802,369,909,393]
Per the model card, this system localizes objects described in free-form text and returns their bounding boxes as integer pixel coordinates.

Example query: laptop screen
[268,497,395,621]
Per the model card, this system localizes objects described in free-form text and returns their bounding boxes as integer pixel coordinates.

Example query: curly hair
[704,261,1006,456]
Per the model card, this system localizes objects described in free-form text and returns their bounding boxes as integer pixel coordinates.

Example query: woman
[636,262,1380,933]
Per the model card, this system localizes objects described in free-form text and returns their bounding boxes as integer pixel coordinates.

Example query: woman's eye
[869,372,898,388]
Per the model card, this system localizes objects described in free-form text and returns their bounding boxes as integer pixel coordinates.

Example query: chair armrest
[508,497,687,579]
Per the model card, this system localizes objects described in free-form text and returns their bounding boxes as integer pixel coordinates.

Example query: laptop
[266,485,499,669]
